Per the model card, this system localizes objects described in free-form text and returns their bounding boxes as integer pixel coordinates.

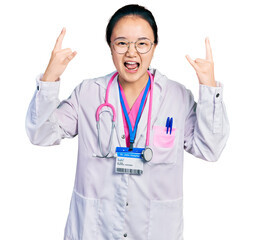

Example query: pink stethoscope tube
[96,72,118,122]
[96,70,154,147]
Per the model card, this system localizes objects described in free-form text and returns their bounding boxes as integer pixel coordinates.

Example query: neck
[119,72,149,93]
[118,72,149,109]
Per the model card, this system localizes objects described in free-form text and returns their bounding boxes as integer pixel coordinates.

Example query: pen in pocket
[165,117,173,134]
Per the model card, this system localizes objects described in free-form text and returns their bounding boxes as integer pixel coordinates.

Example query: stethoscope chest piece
[142,147,153,162]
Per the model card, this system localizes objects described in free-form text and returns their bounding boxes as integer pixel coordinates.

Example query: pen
[169,117,173,135]
[166,117,173,134]
[166,117,170,134]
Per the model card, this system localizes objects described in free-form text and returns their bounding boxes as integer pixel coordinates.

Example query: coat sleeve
[183,83,230,161]
[25,74,79,146]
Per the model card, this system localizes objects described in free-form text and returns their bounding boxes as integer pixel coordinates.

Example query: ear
[109,44,113,55]
[151,44,157,56]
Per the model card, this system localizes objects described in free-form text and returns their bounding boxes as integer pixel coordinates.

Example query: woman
[26,4,229,240]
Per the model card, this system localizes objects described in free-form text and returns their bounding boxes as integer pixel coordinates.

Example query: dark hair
[106,4,158,46]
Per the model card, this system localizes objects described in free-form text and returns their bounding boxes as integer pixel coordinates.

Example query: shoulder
[152,68,192,98]
[74,71,116,94]
[152,68,195,118]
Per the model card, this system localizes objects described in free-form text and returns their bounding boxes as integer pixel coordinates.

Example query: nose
[126,42,138,56]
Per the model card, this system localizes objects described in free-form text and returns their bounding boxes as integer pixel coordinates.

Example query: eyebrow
[113,37,151,41]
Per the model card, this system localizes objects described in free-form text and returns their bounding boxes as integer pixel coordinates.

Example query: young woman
[26,4,229,240]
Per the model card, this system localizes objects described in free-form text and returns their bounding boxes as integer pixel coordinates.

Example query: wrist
[41,73,59,82]
[206,81,217,87]
[199,79,217,87]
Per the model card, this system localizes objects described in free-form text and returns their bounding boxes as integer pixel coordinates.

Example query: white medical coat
[26,69,230,240]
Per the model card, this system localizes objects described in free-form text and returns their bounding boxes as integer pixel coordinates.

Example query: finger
[54,27,66,51]
[71,51,77,59]
[205,37,213,61]
[54,48,73,55]
[64,51,77,64]
[194,58,206,64]
[186,55,199,71]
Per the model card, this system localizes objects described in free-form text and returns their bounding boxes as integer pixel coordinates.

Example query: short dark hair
[106,4,158,46]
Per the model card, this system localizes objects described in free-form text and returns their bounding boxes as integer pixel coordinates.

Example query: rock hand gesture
[186,37,216,87]
[41,28,77,82]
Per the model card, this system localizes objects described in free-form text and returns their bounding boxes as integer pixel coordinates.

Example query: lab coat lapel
[150,80,163,125]
[108,76,126,148]
[135,92,150,146]
[135,75,163,147]
[95,70,164,148]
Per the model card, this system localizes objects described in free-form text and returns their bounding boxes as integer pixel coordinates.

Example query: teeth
[126,62,137,65]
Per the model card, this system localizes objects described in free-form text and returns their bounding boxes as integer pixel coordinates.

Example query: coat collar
[95,69,166,91]
[95,69,166,147]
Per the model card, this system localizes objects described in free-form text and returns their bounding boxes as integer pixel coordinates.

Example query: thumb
[64,51,77,64]
[186,55,198,71]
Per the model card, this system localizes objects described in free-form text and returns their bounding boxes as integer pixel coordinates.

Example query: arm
[25,28,78,146]
[25,75,79,146]
[184,84,229,161]
[184,38,230,161]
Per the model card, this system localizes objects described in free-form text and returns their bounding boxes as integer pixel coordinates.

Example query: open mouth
[124,61,140,71]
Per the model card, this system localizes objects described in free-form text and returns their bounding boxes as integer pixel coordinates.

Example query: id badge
[115,147,144,175]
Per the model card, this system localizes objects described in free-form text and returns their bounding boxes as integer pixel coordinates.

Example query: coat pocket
[149,125,178,165]
[64,190,100,240]
[153,125,176,148]
[148,198,183,240]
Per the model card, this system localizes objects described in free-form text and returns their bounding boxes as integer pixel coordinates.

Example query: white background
[0,0,254,239]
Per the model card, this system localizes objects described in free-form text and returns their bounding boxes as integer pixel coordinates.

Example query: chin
[119,69,149,84]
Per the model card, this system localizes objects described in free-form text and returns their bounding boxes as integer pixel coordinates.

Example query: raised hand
[186,37,216,87]
[41,28,77,82]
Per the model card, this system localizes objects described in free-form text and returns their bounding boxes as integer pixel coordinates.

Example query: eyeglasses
[112,38,154,54]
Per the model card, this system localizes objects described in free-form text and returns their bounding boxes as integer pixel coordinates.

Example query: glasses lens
[136,39,152,54]
[113,39,128,54]
[112,39,153,54]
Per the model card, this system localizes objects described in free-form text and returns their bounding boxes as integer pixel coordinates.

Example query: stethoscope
[95,70,154,162]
